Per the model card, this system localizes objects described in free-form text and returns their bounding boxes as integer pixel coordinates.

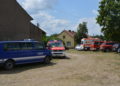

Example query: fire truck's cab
[47,40,66,57]
[81,38,101,50]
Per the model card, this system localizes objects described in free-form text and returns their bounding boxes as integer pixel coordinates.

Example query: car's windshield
[49,42,64,47]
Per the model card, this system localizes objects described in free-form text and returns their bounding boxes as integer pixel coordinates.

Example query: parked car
[75,44,84,51]
[0,40,52,70]
[90,41,104,51]
[112,43,120,52]
[100,42,115,52]
[115,44,120,53]
[117,48,120,53]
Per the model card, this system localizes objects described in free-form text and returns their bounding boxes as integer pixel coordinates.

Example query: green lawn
[67,49,120,65]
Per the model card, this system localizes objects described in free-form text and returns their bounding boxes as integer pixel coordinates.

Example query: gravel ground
[0,50,120,86]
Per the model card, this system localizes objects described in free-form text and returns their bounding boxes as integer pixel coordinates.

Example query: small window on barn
[63,36,66,39]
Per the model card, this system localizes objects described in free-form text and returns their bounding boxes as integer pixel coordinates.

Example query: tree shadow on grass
[0,62,56,74]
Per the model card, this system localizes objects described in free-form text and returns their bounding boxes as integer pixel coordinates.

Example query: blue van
[0,40,52,70]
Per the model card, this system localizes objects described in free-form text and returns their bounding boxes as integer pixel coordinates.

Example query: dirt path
[0,52,120,86]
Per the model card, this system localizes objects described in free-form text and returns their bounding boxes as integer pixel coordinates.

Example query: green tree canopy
[42,34,61,45]
[92,35,105,40]
[97,0,120,42]
[75,22,88,44]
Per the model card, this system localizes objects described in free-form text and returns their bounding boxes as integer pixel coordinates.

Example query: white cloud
[31,12,70,35]
[17,0,69,35]
[75,17,101,35]
[92,9,98,15]
[17,0,101,36]
[22,0,58,11]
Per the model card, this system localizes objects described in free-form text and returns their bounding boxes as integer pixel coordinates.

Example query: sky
[17,0,101,36]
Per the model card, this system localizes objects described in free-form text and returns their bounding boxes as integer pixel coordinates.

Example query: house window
[63,36,65,39]
[67,41,71,47]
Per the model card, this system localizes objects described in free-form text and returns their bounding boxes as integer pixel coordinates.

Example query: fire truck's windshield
[49,42,64,47]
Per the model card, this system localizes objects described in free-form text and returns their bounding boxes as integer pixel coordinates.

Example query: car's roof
[0,41,38,44]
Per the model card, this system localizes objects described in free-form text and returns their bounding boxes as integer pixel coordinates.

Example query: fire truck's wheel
[106,49,110,52]
[4,60,14,70]
[44,56,51,64]
[84,48,87,51]
[96,48,99,51]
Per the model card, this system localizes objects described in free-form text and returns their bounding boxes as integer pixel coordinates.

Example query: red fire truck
[81,38,101,50]
[90,41,104,51]
[47,40,66,57]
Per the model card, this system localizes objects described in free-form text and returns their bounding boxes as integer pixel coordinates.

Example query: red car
[90,41,104,51]
[100,42,115,52]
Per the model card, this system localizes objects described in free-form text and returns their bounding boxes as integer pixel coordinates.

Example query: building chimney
[37,23,39,27]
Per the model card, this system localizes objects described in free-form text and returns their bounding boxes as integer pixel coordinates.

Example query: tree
[42,34,48,45]
[42,34,61,45]
[96,0,120,42]
[92,35,105,40]
[75,22,88,44]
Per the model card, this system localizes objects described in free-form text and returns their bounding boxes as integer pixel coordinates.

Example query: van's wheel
[44,56,51,64]
[63,56,66,58]
[4,60,14,70]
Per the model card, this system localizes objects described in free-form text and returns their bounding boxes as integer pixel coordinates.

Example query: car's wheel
[117,48,120,53]
[4,60,14,70]
[44,56,51,64]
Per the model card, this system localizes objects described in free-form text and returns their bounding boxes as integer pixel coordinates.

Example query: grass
[67,49,120,68]
[67,49,120,59]
[67,49,120,84]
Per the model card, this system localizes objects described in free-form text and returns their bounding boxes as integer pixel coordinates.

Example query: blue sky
[17,0,101,35]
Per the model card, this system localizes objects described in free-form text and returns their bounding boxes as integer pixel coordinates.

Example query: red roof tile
[64,30,76,37]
